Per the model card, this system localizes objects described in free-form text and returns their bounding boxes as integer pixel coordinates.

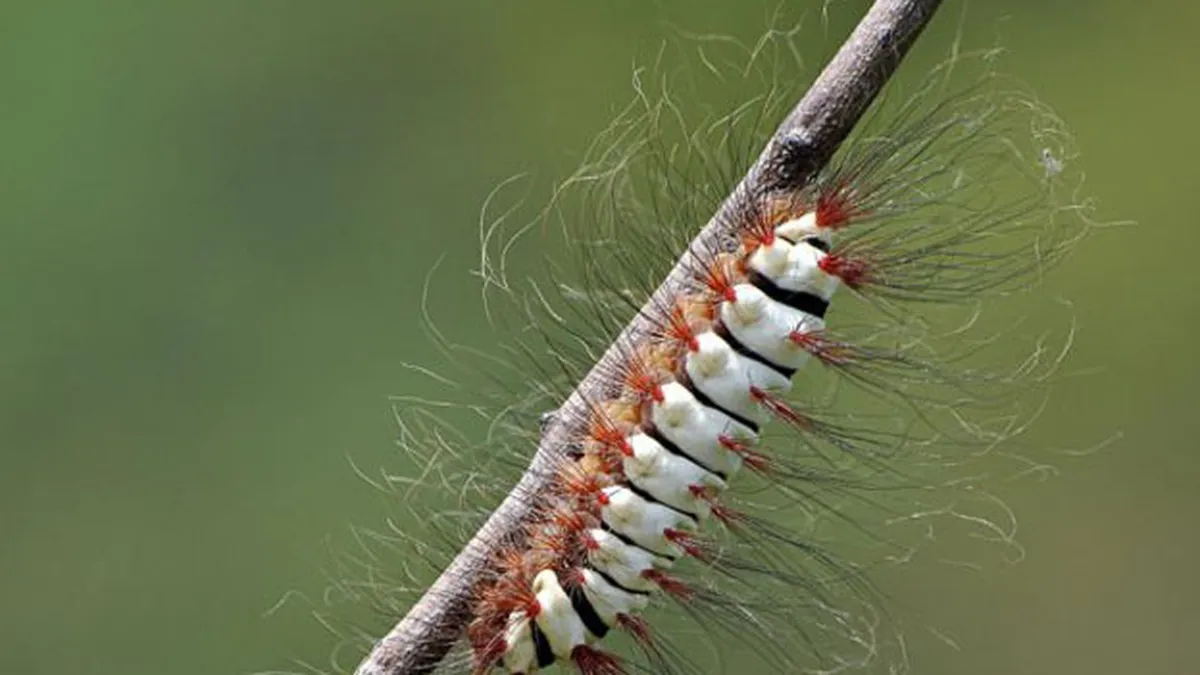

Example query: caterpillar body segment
[484,214,847,674]
[599,485,697,560]
[649,382,750,480]
[718,283,826,372]
[621,432,726,520]
[585,528,661,595]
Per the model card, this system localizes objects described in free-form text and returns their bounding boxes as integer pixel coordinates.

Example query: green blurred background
[1,1,1194,674]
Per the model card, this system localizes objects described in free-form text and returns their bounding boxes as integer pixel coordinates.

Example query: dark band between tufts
[567,582,611,639]
[712,319,797,380]
[678,370,760,434]
[746,269,829,319]
[589,565,651,597]
[642,424,727,481]
[530,621,555,668]
[624,479,699,523]
[598,519,678,563]
[803,235,831,252]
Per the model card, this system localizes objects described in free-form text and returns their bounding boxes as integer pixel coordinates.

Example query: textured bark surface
[353,1,944,673]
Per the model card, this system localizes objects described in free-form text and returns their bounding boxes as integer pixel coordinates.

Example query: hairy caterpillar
[335,5,1096,675]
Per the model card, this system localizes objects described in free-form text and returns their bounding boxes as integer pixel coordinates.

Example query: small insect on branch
[353,1,944,674]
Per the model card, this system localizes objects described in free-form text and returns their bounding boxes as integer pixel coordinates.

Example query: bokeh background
[2,1,1195,674]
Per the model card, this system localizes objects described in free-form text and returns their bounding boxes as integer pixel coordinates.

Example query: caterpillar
[342,4,1096,675]
[474,197,881,674]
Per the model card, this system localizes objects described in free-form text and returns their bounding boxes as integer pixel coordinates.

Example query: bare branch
[353,1,943,673]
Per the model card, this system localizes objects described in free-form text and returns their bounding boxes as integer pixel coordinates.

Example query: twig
[353,1,943,673]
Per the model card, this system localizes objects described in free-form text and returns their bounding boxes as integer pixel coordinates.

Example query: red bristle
[663,528,707,560]
[740,216,777,254]
[815,182,863,228]
[789,329,853,366]
[617,613,654,646]
[564,567,587,588]
[641,568,694,600]
[717,433,745,453]
[718,433,773,473]
[549,505,589,533]
[710,503,748,529]
[621,355,666,404]
[664,305,700,352]
[470,639,504,675]
[544,510,576,535]
[561,469,609,509]
[497,548,528,572]
[467,613,508,675]
[489,570,541,618]
[534,523,585,567]
[818,253,871,288]
[590,414,634,458]
[571,645,626,675]
[699,258,739,303]
[591,451,624,475]
[583,531,600,551]
[750,385,816,432]
[688,293,717,322]
[688,485,746,529]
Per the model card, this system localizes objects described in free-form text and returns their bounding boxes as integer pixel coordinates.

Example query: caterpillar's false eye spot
[596,491,610,507]
[619,439,634,457]
[650,384,664,403]
[722,286,738,303]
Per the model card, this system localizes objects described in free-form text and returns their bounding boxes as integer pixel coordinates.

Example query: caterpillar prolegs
[352,7,1095,675]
